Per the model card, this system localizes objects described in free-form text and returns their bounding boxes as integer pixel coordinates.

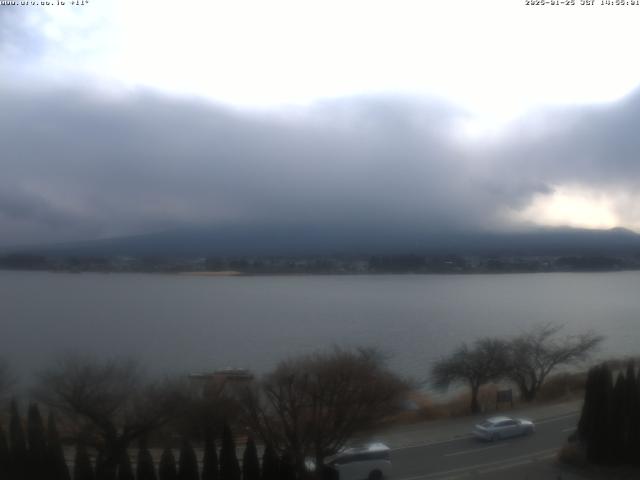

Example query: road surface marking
[534,412,579,425]
[443,443,508,457]
[389,411,578,453]
[477,451,556,472]
[443,452,558,479]
[396,448,558,480]
[389,435,473,452]
[562,427,575,433]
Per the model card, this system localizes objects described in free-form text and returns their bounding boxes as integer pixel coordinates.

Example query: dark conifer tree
[578,366,597,444]
[601,365,615,464]
[577,363,640,466]
[219,424,240,480]
[117,452,135,480]
[260,444,278,480]
[159,447,178,480]
[178,439,199,480]
[583,365,600,462]
[586,365,613,464]
[633,368,640,466]
[9,399,28,479]
[27,403,48,479]
[621,363,637,464]
[278,451,295,480]
[47,413,71,480]
[0,422,10,479]
[74,443,96,480]
[137,439,158,480]
[242,437,260,480]
[201,429,219,480]
[609,373,626,464]
[95,450,109,480]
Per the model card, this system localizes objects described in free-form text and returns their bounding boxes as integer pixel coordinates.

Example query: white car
[472,416,535,441]
[322,442,392,480]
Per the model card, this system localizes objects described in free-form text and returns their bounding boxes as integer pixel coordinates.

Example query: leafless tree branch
[239,347,409,477]
[507,323,603,401]
[34,353,184,479]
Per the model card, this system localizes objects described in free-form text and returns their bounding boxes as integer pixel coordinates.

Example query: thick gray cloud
[3,3,640,248]
[0,87,490,246]
[483,93,640,226]
[513,98,640,186]
[2,82,640,248]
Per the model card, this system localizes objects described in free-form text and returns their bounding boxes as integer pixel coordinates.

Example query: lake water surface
[1,270,638,384]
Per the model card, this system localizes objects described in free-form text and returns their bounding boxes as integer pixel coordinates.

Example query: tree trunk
[470,385,480,414]
[517,382,536,402]
[295,452,307,480]
[315,451,324,478]
[96,441,127,480]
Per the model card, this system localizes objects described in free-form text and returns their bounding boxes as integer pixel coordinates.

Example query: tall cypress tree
[609,373,626,464]
[158,447,178,480]
[602,365,615,464]
[242,437,260,480]
[27,403,48,479]
[633,368,640,466]
[74,443,96,480]
[577,363,640,467]
[586,365,614,464]
[9,399,28,480]
[137,439,158,480]
[178,439,199,480]
[201,429,219,480]
[117,452,135,480]
[584,365,601,463]
[278,451,295,480]
[260,444,278,480]
[0,422,10,479]
[578,366,597,444]
[621,363,637,464]
[95,450,108,480]
[219,424,240,480]
[47,413,71,480]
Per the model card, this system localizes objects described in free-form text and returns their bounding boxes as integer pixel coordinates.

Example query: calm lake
[1,270,638,384]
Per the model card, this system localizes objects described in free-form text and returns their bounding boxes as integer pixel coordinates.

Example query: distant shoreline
[4,250,640,275]
[179,270,243,276]
[3,267,640,276]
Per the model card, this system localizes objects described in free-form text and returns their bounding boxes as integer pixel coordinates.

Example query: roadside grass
[535,371,586,403]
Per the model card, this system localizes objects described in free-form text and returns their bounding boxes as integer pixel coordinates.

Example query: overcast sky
[2,0,640,247]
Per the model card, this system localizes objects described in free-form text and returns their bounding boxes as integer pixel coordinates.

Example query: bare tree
[239,347,409,477]
[507,323,603,402]
[35,354,184,480]
[170,376,242,441]
[431,338,509,414]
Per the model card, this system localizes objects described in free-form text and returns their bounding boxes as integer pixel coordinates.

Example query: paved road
[389,412,578,479]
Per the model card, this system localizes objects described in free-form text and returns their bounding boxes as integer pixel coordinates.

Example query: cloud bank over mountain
[3,4,640,249]
[2,84,640,248]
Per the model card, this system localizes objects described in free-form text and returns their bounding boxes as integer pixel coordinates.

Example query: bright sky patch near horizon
[3,0,640,244]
